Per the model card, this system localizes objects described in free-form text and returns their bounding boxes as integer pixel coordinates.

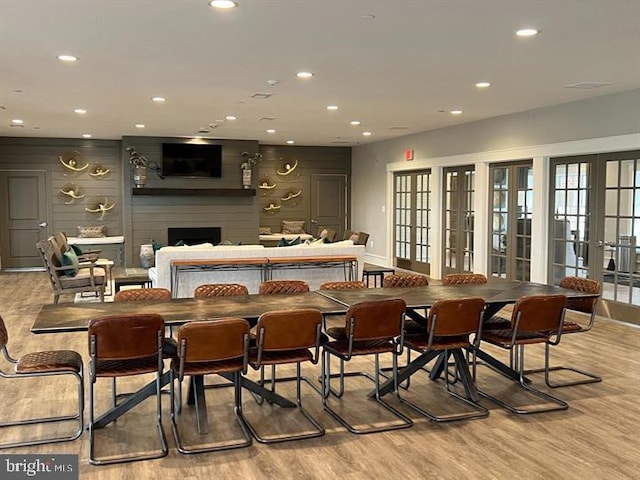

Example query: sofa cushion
[281,220,305,234]
[277,236,302,247]
[77,225,106,238]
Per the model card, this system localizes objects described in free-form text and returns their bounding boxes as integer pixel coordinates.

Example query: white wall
[352,88,640,280]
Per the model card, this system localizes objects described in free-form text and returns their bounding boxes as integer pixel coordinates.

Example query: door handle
[311,219,318,224]
[38,221,48,228]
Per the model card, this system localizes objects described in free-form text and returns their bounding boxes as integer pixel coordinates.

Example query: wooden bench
[170,257,269,297]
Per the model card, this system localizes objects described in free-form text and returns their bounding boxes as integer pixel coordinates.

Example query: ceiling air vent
[251,93,273,99]
[565,82,611,89]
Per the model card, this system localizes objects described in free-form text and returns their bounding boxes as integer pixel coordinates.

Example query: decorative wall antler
[59,184,85,204]
[85,197,115,220]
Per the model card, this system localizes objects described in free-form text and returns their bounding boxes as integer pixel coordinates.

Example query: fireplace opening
[168,227,221,246]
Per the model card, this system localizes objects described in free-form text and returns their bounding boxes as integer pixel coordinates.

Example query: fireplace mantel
[131,188,256,196]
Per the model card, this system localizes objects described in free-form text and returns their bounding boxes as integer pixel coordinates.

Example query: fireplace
[168,227,221,246]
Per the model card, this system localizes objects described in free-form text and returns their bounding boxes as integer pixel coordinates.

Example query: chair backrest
[194,283,249,298]
[36,238,64,288]
[344,298,406,341]
[114,288,171,302]
[383,274,429,288]
[256,308,322,351]
[559,276,600,314]
[259,280,309,295]
[511,294,567,333]
[53,231,69,253]
[0,315,8,351]
[428,297,485,336]
[88,313,164,360]
[319,280,367,290]
[177,318,249,363]
[442,273,487,286]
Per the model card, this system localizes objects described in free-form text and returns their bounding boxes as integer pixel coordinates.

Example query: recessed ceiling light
[296,71,314,79]
[362,131,372,136]
[82,134,92,138]
[57,54,78,62]
[74,108,87,114]
[135,124,145,129]
[516,28,539,37]
[286,140,295,144]
[475,82,491,88]
[326,105,339,111]
[11,119,23,125]
[151,96,166,103]
[350,120,361,126]
[266,129,276,134]
[450,110,463,115]
[225,115,237,121]
[209,0,238,8]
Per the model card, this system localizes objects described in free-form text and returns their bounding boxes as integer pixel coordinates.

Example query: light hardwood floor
[1,272,639,479]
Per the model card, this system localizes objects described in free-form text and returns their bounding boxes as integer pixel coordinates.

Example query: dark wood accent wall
[0,136,122,240]
[257,145,351,236]
[121,136,261,265]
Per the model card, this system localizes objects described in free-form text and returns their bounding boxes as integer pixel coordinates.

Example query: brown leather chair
[87,313,168,465]
[258,280,309,294]
[320,280,367,290]
[0,313,84,449]
[525,276,602,387]
[476,294,569,414]
[114,287,172,302]
[397,297,489,422]
[322,298,413,434]
[245,308,325,443]
[194,283,249,298]
[442,273,488,285]
[383,273,429,288]
[36,237,105,304]
[170,318,252,454]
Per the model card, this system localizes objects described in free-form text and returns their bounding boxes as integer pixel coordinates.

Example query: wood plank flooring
[0,271,639,479]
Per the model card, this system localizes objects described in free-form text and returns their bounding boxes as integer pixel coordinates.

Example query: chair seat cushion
[404,333,470,351]
[483,315,511,330]
[481,329,549,347]
[16,350,83,374]
[94,356,159,377]
[562,321,584,333]
[174,357,245,375]
[324,339,395,356]
[249,348,313,366]
[58,268,105,288]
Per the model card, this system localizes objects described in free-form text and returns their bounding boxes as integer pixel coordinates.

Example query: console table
[67,235,125,266]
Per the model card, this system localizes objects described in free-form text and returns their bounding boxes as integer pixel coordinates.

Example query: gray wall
[0,137,122,238]
[121,136,261,265]
[257,145,351,236]
[352,88,640,262]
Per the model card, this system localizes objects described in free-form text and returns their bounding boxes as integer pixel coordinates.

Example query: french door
[442,166,475,275]
[551,150,640,317]
[393,170,432,274]
[488,162,533,281]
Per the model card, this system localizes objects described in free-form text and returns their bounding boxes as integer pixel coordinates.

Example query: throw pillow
[70,244,83,256]
[77,225,106,238]
[61,248,79,276]
[259,226,272,235]
[281,220,305,234]
[277,236,301,247]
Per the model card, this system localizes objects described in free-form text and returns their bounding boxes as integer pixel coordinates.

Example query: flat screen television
[161,143,223,177]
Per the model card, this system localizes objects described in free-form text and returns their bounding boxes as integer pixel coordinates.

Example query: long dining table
[316,281,600,400]
[32,281,598,428]
[32,292,346,432]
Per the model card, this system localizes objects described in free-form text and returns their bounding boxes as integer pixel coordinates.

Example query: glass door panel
[443,165,475,275]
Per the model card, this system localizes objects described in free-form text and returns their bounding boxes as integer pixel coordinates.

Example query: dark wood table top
[32,291,347,334]
[316,281,599,309]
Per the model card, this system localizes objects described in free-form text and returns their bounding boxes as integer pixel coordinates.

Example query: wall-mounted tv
[162,143,223,177]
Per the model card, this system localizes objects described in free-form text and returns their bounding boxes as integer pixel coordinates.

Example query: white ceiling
[1,0,639,146]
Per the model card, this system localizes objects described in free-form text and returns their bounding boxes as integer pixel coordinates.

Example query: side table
[362,263,395,287]
[113,267,151,293]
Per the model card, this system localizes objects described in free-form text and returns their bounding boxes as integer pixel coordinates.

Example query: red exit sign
[404,148,414,161]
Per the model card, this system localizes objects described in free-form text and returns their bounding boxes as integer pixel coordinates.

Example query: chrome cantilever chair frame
[0,314,84,449]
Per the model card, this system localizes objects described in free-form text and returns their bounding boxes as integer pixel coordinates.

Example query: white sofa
[148,240,365,297]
